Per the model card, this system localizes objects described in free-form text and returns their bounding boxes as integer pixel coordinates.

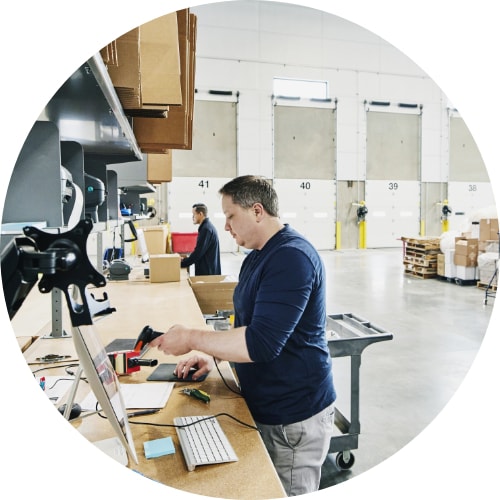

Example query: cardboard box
[479,218,499,241]
[147,152,172,184]
[437,253,445,276]
[188,275,238,314]
[133,11,196,151]
[149,254,181,283]
[106,12,182,113]
[479,240,499,253]
[454,238,478,267]
[142,225,168,254]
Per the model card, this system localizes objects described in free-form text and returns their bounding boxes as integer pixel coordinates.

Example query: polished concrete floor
[219,247,494,491]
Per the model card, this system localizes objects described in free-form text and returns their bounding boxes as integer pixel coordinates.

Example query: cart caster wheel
[336,451,355,470]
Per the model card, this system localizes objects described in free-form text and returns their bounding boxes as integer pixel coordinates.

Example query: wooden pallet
[477,281,498,291]
[403,255,438,268]
[401,236,441,252]
[404,269,437,279]
[404,263,437,279]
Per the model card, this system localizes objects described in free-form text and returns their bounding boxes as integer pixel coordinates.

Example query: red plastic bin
[171,232,198,253]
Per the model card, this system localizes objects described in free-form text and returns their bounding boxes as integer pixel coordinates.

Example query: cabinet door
[3,121,64,229]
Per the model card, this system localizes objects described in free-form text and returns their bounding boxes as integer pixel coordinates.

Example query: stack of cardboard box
[132,9,197,151]
[438,218,498,283]
[477,218,499,287]
[101,9,197,187]
[140,225,182,283]
[102,12,183,116]
[453,237,479,281]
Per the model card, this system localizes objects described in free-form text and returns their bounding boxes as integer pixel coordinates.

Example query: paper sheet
[79,382,175,410]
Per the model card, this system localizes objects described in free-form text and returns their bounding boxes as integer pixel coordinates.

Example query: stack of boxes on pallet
[437,217,498,285]
[477,218,499,290]
[449,237,479,283]
[402,237,441,279]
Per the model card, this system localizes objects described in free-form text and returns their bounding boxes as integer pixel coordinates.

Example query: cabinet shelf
[43,54,142,164]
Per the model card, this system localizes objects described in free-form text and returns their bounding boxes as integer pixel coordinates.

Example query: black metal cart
[326,313,393,469]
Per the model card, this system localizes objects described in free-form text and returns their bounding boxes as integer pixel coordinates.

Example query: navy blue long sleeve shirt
[233,224,336,425]
[180,218,221,275]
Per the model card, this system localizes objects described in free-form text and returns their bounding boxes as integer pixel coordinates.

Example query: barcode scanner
[134,325,164,352]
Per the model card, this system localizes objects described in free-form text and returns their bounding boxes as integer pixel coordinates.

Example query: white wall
[191,1,452,183]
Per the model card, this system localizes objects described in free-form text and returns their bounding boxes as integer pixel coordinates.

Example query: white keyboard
[174,415,238,471]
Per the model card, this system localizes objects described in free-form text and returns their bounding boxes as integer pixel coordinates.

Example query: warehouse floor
[219,247,495,491]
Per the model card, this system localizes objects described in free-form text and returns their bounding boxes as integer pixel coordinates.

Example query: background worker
[180,203,221,275]
[151,176,336,496]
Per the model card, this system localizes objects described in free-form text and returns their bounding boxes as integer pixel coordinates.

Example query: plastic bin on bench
[171,232,197,253]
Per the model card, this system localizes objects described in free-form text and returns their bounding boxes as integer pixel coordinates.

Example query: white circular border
[1,1,498,499]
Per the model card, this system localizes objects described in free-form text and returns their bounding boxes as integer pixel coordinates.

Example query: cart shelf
[327,312,393,469]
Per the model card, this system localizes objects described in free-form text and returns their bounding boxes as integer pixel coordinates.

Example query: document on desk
[80,382,175,410]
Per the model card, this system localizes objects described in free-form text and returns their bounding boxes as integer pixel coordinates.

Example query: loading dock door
[366,110,421,247]
[447,181,496,233]
[365,180,420,247]
[273,103,336,250]
[274,178,336,250]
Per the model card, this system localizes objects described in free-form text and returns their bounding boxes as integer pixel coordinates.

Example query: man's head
[191,203,208,225]
[219,176,282,250]
[219,175,279,216]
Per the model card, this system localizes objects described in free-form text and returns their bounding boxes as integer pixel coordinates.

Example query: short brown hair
[219,176,279,217]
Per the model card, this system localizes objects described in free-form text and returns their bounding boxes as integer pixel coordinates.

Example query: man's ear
[253,203,264,219]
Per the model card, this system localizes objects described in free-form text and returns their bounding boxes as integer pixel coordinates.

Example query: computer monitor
[71,324,138,465]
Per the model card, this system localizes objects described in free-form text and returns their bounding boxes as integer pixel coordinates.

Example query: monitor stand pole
[61,364,84,420]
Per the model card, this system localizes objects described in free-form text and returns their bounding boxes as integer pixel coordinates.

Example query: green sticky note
[143,437,175,459]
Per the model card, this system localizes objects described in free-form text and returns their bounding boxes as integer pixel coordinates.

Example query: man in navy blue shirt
[151,177,336,496]
[180,203,221,275]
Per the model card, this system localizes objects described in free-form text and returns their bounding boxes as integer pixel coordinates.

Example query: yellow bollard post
[359,220,366,249]
[420,220,425,237]
[336,221,341,250]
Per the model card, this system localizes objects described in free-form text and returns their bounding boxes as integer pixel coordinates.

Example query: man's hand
[149,324,193,356]
[174,354,214,381]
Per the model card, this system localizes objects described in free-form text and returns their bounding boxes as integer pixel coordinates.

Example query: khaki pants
[256,402,335,496]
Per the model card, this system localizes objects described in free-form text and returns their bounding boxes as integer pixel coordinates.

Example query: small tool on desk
[181,388,211,403]
[127,409,160,418]
[35,354,72,363]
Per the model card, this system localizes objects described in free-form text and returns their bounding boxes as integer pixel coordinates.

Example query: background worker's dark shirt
[180,218,221,275]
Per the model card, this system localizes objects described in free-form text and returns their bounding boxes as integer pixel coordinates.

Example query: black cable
[213,357,242,396]
[31,362,81,374]
[95,401,257,431]
[46,377,77,391]
[127,412,258,431]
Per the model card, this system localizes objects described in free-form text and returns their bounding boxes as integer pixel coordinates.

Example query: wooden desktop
[20,269,286,499]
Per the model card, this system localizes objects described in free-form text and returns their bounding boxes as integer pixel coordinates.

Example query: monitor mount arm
[5,218,114,326]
